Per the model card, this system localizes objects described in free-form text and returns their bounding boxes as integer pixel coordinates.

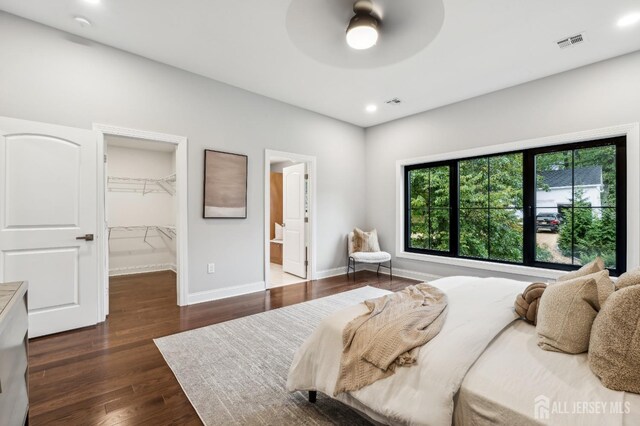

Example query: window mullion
[616,142,627,276]
[450,160,460,257]
[523,151,535,266]
[487,158,491,260]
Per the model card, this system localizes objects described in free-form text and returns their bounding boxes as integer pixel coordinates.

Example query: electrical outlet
[207,263,215,274]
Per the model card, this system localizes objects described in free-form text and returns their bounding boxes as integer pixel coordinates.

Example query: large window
[405,137,626,275]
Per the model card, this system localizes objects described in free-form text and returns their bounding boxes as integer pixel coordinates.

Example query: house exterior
[536,166,603,215]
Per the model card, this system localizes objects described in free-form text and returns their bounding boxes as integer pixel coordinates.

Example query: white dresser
[0,282,28,426]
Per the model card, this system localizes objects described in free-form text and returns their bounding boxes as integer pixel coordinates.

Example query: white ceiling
[1,0,639,127]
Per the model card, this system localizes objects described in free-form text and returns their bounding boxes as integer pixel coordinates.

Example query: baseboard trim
[109,264,176,277]
[187,281,265,305]
[360,264,442,282]
[315,266,347,279]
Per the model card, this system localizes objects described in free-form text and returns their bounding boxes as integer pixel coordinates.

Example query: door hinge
[304,217,309,223]
[104,154,108,163]
[304,173,309,179]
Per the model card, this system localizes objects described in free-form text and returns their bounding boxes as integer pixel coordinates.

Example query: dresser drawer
[0,286,28,426]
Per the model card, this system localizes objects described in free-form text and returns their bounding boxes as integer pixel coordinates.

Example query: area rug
[154,286,385,425]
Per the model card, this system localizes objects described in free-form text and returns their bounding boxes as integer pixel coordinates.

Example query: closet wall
[107,143,176,276]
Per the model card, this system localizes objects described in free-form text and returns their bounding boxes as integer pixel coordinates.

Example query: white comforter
[286,276,528,426]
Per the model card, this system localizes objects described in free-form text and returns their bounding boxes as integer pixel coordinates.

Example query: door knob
[76,234,94,241]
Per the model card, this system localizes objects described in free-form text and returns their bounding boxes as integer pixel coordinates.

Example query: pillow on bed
[589,284,640,393]
[352,228,381,253]
[557,257,604,282]
[536,271,614,354]
[615,267,640,290]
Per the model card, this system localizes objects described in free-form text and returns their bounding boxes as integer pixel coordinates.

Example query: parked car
[536,212,562,233]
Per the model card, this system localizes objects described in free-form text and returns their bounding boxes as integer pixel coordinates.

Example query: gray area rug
[154,286,384,425]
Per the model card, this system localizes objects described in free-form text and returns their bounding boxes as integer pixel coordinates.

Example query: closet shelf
[107,174,176,195]
[108,225,176,247]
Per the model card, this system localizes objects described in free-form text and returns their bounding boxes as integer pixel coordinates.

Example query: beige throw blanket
[334,283,448,395]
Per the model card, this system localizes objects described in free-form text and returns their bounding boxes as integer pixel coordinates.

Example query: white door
[282,163,307,278]
[0,117,99,338]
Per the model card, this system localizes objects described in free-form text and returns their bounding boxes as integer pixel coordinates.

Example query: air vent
[557,32,586,49]
[385,98,401,105]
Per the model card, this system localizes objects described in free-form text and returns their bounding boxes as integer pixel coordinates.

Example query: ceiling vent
[557,33,586,49]
[385,98,402,105]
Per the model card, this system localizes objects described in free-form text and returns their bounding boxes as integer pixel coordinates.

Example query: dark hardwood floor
[28,270,419,425]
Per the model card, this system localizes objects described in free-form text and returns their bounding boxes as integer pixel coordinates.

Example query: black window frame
[404,136,627,276]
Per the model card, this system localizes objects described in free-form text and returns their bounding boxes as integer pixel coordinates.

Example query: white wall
[537,186,602,214]
[106,144,176,276]
[365,50,640,282]
[0,12,366,297]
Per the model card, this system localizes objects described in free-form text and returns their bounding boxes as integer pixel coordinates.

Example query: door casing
[264,150,317,289]
[94,124,189,319]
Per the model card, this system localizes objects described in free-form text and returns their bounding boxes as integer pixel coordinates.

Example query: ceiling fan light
[346,14,379,50]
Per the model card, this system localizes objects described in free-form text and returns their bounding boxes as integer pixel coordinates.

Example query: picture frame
[203,149,248,219]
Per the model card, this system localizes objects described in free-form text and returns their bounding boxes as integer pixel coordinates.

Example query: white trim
[315,266,348,279]
[187,281,264,305]
[396,123,640,277]
[264,150,318,289]
[360,264,442,282]
[93,123,190,322]
[109,264,177,277]
[396,252,568,280]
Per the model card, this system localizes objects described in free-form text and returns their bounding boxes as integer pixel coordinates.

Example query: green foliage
[409,144,617,268]
[536,245,553,262]
[458,154,523,262]
[409,166,449,251]
[540,145,617,269]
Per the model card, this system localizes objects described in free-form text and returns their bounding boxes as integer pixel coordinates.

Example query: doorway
[264,150,317,289]
[96,125,189,320]
[105,136,177,307]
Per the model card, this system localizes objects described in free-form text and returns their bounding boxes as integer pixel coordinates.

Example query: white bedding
[455,320,640,426]
[287,276,528,425]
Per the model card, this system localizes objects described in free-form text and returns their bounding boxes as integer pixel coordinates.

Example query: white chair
[347,231,392,280]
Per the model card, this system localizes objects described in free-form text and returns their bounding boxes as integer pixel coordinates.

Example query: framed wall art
[203,150,248,219]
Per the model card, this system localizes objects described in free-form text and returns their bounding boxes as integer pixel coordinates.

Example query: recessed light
[617,12,640,28]
[365,104,377,113]
[73,16,92,27]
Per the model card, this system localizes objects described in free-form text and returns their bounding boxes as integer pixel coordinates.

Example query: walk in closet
[105,137,177,277]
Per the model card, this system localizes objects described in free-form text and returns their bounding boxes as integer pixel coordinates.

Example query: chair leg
[309,390,317,403]
[347,257,356,280]
[389,260,392,281]
[346,257,350,277]
[376,263,381,276]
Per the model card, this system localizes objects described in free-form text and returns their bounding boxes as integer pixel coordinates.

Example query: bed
[287,276,640,425]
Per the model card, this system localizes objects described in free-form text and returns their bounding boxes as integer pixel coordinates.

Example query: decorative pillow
[352,228,381,253]
[615,267,640,290]
[557,257,604,282]
[589,285,640,393]
[514,283,547,325]
[588,270,616,308]
[536,270,614,354]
